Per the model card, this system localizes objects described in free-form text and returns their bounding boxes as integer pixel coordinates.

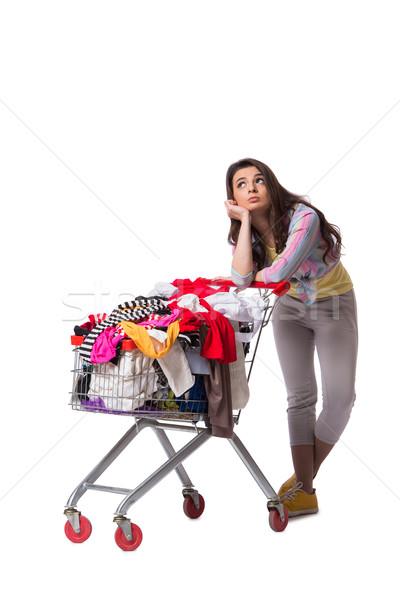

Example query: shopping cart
[64,278,290,550]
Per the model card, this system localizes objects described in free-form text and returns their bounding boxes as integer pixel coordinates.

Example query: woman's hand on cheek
[224,199,251,222]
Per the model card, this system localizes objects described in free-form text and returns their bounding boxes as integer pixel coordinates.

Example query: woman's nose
[249,181,257,192]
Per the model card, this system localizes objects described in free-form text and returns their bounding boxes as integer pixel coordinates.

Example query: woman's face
[231,166,270,212]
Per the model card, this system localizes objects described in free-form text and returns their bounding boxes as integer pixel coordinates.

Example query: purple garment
[81,397,123,415]
[90,327,124,363]
[80,397,107,412]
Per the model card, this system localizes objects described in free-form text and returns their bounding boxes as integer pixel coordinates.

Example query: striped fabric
[231,267,255,289]
[231,203,340,305]
[79,297,168,363]
[91,313,107,325]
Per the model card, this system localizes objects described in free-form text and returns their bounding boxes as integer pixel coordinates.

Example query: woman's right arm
[225,200,255,288]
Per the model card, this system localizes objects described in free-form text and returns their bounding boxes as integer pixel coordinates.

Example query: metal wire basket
[70,338,210,421]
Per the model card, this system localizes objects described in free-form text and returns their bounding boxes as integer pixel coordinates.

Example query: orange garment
[119,320,180,358]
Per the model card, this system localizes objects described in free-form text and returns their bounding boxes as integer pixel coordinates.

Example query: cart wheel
[268,506,289,532]
[183,494,205,519]
[64,515,92,543]
[114,523,143,551]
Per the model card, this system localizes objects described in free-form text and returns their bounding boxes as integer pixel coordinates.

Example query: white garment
[184,345,210,375]
[147,281,178,299]
[89,349,159,412]
[229,321,250,409]
[205,292,267,342]
[150,330,195,397]
[173,293,208,314]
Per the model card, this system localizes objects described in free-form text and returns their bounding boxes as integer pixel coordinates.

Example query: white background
[0,0,399,597]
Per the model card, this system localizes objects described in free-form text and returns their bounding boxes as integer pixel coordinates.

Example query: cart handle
[202,278,290,296]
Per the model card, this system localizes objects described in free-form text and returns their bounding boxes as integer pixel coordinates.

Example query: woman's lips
[248,196,259,203]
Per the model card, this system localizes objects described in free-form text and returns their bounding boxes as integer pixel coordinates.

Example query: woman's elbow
[231,267,255,288]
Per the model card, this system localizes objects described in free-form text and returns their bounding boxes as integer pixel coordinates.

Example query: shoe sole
[287,507,319,518]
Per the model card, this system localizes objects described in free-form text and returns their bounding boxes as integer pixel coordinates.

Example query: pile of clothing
[72,278,267,439]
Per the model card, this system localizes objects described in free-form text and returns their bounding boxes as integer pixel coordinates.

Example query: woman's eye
[237,182,246,188]
[256,177,264,184]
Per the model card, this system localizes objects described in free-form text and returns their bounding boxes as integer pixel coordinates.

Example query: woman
[225,157,358,517]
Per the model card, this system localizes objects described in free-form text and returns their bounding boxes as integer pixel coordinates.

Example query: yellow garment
[265,246,353,300]
[120,320,180,358]
[157,400,179,410]
[313,260,353,298]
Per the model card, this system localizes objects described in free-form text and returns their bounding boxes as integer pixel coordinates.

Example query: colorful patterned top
[231,203,352,305]
[265,245,353,301]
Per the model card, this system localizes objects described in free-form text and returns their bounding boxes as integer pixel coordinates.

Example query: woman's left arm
[254,209,320,283]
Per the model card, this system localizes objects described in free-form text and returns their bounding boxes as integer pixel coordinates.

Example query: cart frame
[64,281,290,548]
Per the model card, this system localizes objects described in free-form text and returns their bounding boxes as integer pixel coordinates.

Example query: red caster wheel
[183,494,205,519]
[268,506,289,532]
[64,515,92,543]
[115,523,143,551]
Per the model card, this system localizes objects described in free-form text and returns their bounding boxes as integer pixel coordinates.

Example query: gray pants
[272,289,358,446]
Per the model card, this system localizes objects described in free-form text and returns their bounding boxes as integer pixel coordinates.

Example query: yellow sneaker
[278,474,296,496]
[279,482,319,517]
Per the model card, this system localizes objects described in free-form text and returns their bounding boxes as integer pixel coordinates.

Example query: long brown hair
[226,158,342,269]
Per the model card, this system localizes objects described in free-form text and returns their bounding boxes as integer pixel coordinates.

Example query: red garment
[199,298,236,364]
[168,303,203,332]
[168,299,237,364]
[80,313,108,331]
[170,277,230,300]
